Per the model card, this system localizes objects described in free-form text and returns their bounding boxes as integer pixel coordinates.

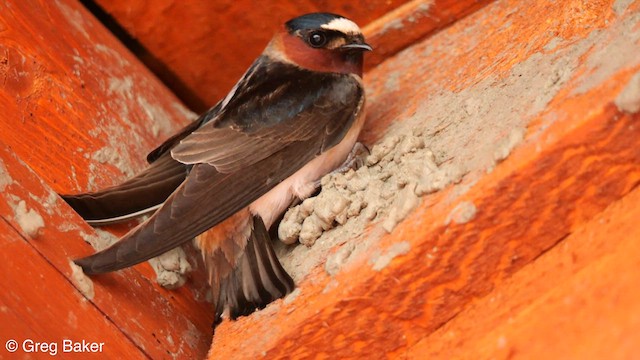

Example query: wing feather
[171,56,362,173]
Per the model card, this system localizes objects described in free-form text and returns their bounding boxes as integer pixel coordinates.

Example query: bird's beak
[340,42,373,52]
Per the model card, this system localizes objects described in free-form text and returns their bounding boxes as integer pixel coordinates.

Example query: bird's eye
[308,31,327,48]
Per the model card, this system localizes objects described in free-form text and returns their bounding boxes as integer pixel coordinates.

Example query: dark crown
[285,13,346,33]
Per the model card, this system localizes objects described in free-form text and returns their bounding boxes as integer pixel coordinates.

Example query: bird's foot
[312,142,369,189]
[334,142,369,174]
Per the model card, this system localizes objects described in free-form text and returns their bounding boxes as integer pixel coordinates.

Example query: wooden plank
[410,185,640,359]
[363,0,495,70]
[208,0,640,357]
[0,219,146,359]
[0,144,213,359]
[90,0,493,111]
[0,0,214,357]
[0,0,191,194]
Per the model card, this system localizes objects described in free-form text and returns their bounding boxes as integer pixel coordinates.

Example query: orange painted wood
[1,0,214,358]
[208,0,640,358]
[0,144,212,358]
[409,185,640,359]
[91,0,492,111]
[0,219,146,359]
[0,0,190,194]
[363,0,495,70]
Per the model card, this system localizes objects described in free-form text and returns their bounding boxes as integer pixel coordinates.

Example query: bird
[62,12,372,326]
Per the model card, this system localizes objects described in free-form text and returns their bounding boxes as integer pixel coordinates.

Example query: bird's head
[266,13,372,77]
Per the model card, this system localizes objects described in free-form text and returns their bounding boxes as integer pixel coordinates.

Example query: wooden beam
[410,185,640,358]
[0,219,148,358]
[0,0,212,357]
[0,0,190,194]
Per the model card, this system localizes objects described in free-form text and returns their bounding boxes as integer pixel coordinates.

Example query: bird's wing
[61,104,221,223]
[171,56,359,173]
[75,62,365,274]
[145,102,221,164]
[61,152,188,224]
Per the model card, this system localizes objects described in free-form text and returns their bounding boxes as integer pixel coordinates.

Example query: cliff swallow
[62,13,371,325]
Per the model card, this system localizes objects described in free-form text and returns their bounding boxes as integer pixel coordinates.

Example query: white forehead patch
[321,18,361,35]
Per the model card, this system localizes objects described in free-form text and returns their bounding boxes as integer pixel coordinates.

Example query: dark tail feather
[61,154,188,224]
[214,215,294,326]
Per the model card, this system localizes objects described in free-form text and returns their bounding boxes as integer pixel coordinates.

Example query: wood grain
[0,219,147,359]
[0,0,190,194]
[0,0,213,358]
[0,144,213,359]
[410,185,640,359]
[363,0,495,70]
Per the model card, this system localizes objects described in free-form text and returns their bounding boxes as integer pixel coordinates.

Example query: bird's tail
[209,215,294,327]
[61,153,188,225]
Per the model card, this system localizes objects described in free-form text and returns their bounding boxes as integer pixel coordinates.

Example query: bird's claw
[313,142,369,189]
[336,142,369,173]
